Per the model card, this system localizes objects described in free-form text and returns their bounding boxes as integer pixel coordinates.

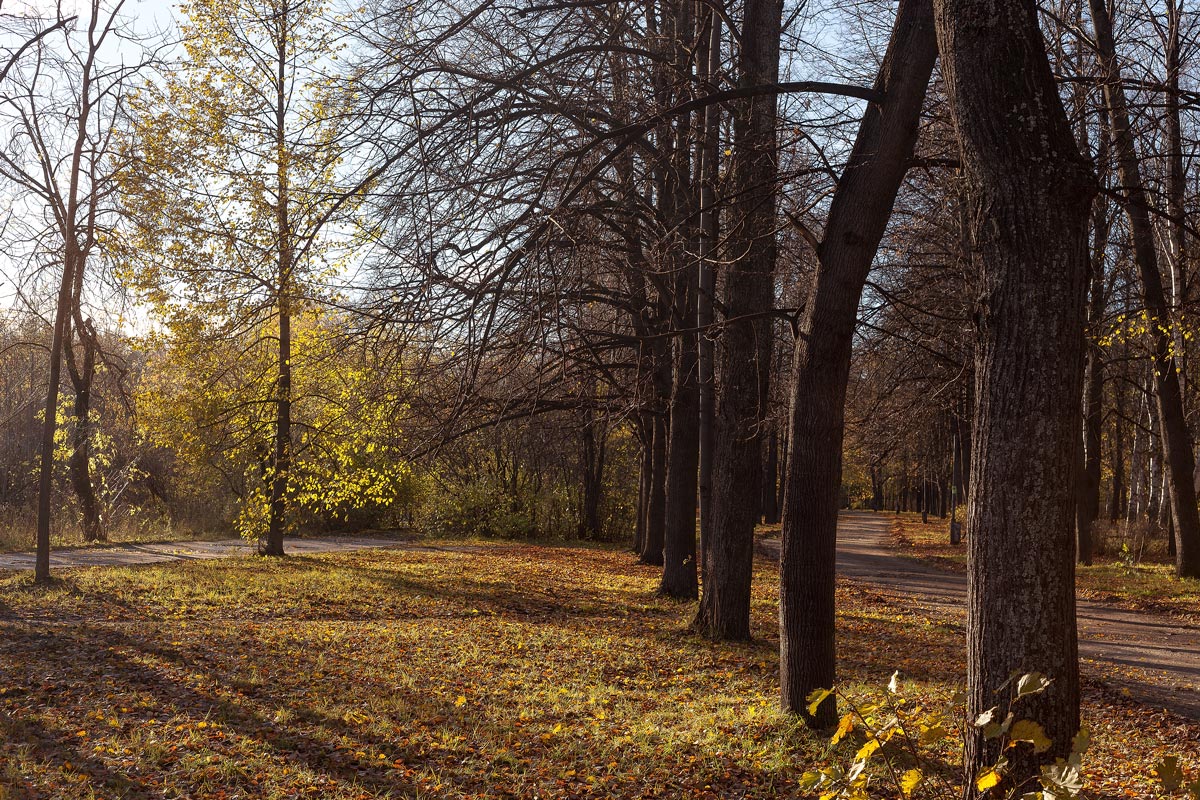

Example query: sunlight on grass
[1,543,1195,798]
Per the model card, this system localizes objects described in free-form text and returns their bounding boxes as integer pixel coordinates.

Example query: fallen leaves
[0,541,1195,798]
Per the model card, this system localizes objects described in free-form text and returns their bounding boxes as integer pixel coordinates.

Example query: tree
[933,0,1094,789]
[123,0,361,555]
[1086,0,1200,578]
[778,0,937,725]
[694,0,782,640]
[0,0,150,578]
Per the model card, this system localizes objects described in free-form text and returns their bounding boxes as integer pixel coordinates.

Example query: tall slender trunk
[695,0,778,640]
[35,251,78,581]
[1077,197,1109,564]
[265,15,293,557]
[695,0,720,592]
[779,0,937,725]
[635,414,651,553]
[935,0,1093,788]
[659,0,700,600]
[763,428,780,523]
[641,408,669,564]
[1087,0,1200,577]
[1110,373,1126,521]
[1128,384,1148,522]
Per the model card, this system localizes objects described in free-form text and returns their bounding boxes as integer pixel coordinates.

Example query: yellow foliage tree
[121,0,366,553]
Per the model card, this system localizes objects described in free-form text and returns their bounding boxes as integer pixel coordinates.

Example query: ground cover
[0,542,1196,798]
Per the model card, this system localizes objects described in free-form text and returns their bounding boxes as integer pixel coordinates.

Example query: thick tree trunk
[779,0,936,726]
[695,0,780,641]
[935,0,1092,788]
[1088,0,1200,577]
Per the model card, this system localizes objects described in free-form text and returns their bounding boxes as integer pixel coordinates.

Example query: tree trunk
[1077,200,1108,565]
[35,250,80,582]
[635,414,651,553]
[641,403,669,565]
[265,26,293,558]
[1087,0,1200,577]
[1109,376,1126,522]
[779,0,937,725]
[661,294,700,598]
[934,0,1092,787]
[763,428,780,524]
[695,1,720,595]
[695,0,779,640]
[64,320,102,542]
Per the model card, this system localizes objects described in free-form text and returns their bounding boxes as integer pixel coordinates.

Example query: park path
[763,511,1200,720]
[0,535,423,571]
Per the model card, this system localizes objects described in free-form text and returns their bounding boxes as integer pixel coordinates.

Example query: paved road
[0,535,418,571]
[765,511,1200,720]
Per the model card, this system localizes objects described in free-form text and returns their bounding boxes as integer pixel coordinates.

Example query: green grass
[0,542,1195,798]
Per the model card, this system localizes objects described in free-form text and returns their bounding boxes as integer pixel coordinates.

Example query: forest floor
[0,524,1197,798]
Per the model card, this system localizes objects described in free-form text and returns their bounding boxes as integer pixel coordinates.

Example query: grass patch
[0,542,1195,798]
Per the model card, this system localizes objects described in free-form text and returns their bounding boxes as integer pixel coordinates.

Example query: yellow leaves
[831,713,855,745]
[1008,719,1052,753]
[454,695,467,707]
[900,768,923,797]
[807,687,834,717]
[854,738,879,761]
[976,767,1003,792]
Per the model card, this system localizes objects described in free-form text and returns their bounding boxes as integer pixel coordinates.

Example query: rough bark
[658,0,700,600]
[1087,0,1200,577]
[779,0,937,726]
[934,0,1093,787]
[695,0,780,640]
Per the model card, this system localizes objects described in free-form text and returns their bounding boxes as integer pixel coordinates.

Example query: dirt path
[763,511,1200,720]
[0,535,450,571]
